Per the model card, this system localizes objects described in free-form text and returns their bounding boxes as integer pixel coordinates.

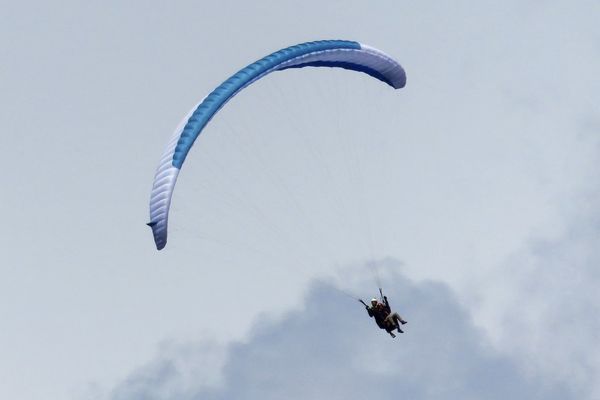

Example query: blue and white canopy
[148,40,406,250]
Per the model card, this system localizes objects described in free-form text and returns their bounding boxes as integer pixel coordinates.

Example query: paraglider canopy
[148,40,406,250]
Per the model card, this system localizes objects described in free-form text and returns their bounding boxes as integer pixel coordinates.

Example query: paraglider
[361,289,407,338]
[147,39,406,250]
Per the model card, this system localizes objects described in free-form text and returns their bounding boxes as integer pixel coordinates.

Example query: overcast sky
[1,1,599,400]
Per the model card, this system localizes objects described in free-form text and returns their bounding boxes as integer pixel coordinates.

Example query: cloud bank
[108,267,574,400]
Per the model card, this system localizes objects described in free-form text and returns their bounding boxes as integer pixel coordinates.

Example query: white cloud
[478,176,600,398]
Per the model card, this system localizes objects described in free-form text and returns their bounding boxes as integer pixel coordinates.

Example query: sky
[1,1,599,399]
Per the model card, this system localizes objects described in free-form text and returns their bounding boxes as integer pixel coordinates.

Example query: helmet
[371,298,378,304]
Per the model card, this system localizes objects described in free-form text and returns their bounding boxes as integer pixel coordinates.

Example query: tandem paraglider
[361,288,407,338]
